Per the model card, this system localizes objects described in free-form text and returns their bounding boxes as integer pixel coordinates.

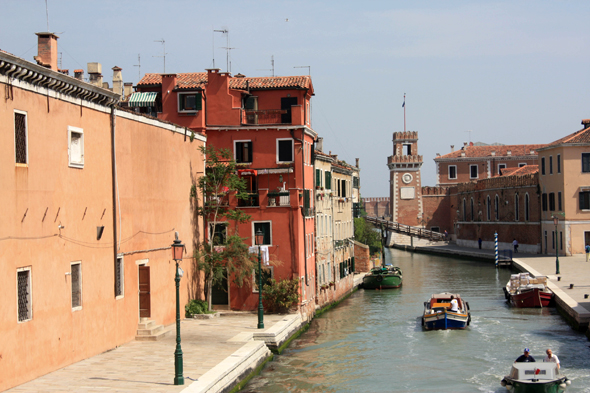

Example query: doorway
[139,265,151,318]
[211,269,229,310]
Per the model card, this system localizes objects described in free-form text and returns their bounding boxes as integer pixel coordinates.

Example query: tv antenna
[465,130,472,144]
[294,65,310,75]
[45,0,50,31]
[257,55,275,77]
[214,29,234,73]
[133,54,141,81]
[153,39,167,73]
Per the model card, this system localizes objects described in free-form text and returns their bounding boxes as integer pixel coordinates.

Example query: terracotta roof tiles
[544,125,590,147]
[499,165,538,177]
[436,144,546,160]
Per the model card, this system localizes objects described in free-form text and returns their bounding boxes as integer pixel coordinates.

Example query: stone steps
[135,319,170,341]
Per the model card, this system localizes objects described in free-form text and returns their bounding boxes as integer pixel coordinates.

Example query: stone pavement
[5,313,286,393]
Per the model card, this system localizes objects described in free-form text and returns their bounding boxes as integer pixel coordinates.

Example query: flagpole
[403,93,406,133]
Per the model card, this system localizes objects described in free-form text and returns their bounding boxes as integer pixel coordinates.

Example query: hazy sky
[2,1,589,196]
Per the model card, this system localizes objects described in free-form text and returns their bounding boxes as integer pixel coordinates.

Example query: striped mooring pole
[495,232,499,268]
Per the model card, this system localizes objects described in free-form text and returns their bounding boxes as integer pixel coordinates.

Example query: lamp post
[553,216,560,275]
[255,228,265,329]
[171,233,184,385]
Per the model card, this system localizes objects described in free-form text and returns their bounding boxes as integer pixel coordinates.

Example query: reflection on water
[244,249,590,392]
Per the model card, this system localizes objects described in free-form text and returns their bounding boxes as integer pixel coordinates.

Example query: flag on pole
[402,101,405,108]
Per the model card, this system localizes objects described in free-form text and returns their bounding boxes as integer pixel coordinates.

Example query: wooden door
[139,266,151,318]
[280,97,297,124]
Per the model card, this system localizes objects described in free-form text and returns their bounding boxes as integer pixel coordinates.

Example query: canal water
[244,248,590,392]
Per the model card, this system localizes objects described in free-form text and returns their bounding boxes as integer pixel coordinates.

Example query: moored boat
[504,273,553,308]
[500,362,570,392]
[422,292,470,330]
[362,265,402,289]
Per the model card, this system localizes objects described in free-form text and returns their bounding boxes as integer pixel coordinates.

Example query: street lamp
[553,216,560,275]
[255,228,265,329]
[171,233,184,385]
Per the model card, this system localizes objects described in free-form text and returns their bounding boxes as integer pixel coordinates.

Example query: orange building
[1,34,205,390]
[134,69,317,316]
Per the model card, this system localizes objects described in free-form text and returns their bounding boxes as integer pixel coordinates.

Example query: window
[549,156,553,175]
[244,95,258,110]
[579,191,590,210]
[462,199,466,221]
[71,262,82,310]
[14,110,27,165]
[316,169,322,187]
[557,155,561,174]
[234,140,252,163]
[325,171,332,189]
[178,92,202,112]
[115,255,124,298]
[68,126,84,168]
[498,163,507,175]
[549,193,555,211]
[210,222,228,245]
[252,266,273,293]
[542,193,548,211]
[253,222,271,245]
[515,194,520,221]
[470,198,474,221]
[470,164,478,179]
[560,231,563,250]
[448,165,457,180]
[277,139,294,162]
[541,157,546,175]
[519,163,527,168]
[495,195,499,220]
[525,193,530,221]
[303,189,311,216]
[487,195,491,221]
[17,267,32,322]
[558,192,562,211]
[583,153,590,173]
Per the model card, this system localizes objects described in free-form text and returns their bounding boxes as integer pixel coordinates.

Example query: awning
[238,169,257,177]
[128,92,158,107]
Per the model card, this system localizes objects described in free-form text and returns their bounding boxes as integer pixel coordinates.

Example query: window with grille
[115,256,124,298]
[17,268,32,322]
[15,111,27,164]
[71,262,82,310]
[68,126,84,168]
[448,165,457,179]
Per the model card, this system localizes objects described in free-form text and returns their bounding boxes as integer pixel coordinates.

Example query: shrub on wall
[262,278,300,313]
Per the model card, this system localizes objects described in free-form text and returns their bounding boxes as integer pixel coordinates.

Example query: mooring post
[495,232,498,268]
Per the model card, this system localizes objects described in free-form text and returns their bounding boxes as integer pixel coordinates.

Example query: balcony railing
[242,109,289,125]
[237,192,259,207]
[268,191,290,207]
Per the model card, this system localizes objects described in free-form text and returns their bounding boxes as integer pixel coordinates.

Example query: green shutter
[316,169,321,187]
[351,256,355,272]
[196,93,202,110]
[325,172,330,189]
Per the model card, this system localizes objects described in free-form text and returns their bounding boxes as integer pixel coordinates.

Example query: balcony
[237,192,259,207]
[242,109,289,125]
[267,191,290,207]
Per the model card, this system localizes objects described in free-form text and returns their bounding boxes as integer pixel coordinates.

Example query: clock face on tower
[402,173,413,184]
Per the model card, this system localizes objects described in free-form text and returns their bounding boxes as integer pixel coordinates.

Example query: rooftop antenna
[58,52,62,69]
[45,0,50,31]
[402,93,406,133]
[294,65,310,76]
[133,54,141,81]
[465,130,472,144]
[214,29,233,72]
[213,28,227,69]
[153,39,167,73]
[257,55,275,77]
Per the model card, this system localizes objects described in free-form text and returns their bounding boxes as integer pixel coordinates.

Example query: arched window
[487,195,491,221]
[470,198,474,221]
[495,195,500,220]
[515,194,520,221]
[463,198,467,221]
[525,193,530,221]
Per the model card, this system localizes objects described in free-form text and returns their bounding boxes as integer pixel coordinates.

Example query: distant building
[434,142,544,186]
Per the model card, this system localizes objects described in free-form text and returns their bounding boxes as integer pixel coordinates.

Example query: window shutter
[235,142,242,163]
[325,172,331,189]
[316,169,321,187]
[196,93,202,110]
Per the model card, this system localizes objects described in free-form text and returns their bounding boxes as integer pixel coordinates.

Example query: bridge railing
[364,216,445,242]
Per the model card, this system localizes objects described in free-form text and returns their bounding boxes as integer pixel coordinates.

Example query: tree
[354,217,382,255]
[193,146,254,310]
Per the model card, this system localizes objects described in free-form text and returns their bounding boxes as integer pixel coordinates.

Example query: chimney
[461,151,466,157]
[582,119,590,127]
[34,32,59,71]
[87,62,103,87]
[317,137,323,152]
[436,153,441,157]
[124,82,133,98]
[450,145,454,152]
[507,150,512,156]
[74,69,84,81]
[463,142,468,148]
[491,151,496,156]
[112,66,123,96]
[356,158,360,168]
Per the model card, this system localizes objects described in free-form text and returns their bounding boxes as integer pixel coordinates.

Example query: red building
[134,70,317,316]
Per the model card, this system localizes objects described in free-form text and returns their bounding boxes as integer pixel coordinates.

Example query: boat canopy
[509,363,560,381]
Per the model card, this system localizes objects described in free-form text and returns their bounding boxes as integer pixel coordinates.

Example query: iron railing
[242,109,288,125]
[365,216,445,242]
[267,191,290,207]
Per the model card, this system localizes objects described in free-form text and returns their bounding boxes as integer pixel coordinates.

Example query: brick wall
[362,197,390,218]
[353,241,371,272]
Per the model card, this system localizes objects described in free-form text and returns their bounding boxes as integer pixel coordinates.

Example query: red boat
[504,273,553,308]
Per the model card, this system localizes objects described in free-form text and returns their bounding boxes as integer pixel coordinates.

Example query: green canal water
[244,248,590,392]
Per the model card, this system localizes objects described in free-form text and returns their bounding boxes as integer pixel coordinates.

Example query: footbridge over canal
[364,216,446,245]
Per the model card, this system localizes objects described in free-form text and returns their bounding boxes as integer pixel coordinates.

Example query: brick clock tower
[388,131,423,227]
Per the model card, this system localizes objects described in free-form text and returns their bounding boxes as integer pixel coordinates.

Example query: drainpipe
[110,105,118,297]
[290,129,307,285]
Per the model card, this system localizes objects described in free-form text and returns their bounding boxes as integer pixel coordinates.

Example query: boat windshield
[509,363,559,380]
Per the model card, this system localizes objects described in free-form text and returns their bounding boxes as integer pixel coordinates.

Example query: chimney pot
[34,32,59,71]
[450,145,454,152]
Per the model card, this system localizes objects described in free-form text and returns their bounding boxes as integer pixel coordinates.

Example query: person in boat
[544,349,560,369]
[515,348,536,363]
[449,295,459,312]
